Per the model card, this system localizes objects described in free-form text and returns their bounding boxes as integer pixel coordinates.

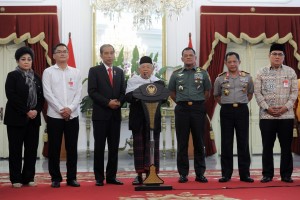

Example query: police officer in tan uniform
[214,52,254,183]
[168,47,211,183]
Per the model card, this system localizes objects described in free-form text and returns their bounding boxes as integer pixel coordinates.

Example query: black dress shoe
[281,177,293,183]
[240,177,254,183]
[132,176,143,185]
[67,180,80,187]
[219,177,231,183]
[195,175,208,183]
[260,176,272,183]
[106,178,124,185]
[51,181,60,188]
[178,175,188,183]
[95,180,104,186]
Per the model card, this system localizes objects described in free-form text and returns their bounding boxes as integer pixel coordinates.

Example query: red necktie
[108,67,113,86]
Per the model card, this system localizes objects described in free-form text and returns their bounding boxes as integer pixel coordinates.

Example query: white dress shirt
[42,64,82,119]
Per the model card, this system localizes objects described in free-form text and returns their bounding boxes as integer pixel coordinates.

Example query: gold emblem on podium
[146,84,157,96]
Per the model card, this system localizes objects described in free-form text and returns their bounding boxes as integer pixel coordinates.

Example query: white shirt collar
[103,63,113,71]
[54,64,70,71]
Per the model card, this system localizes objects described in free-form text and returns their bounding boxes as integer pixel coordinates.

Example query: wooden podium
[133,82,172,191]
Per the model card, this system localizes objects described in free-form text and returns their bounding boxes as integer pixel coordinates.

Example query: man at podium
[125,56,165,185]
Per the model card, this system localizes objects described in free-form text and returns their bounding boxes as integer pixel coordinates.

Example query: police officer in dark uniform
[214,52,254,183]
[168,47,211,183]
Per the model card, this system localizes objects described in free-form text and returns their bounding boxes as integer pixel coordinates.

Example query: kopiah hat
[270,43,285,53]
[139,56,153,65]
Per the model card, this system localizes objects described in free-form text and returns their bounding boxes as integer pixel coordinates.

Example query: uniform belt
[222,103,247,108]
[177,101,204,106]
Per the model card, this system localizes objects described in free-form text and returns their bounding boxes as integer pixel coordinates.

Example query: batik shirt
[254,64,298,119]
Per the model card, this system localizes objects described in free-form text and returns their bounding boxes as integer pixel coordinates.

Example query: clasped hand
[108,99,121,109]
[267,106,288,117]
[60,107,72,120]
[27,110,37,119]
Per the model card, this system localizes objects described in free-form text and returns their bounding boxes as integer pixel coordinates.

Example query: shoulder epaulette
[240,70,250,76]
[240,70,249,74]
[218,72,226,77]
[173,67,183,72]
[196,67,207,72]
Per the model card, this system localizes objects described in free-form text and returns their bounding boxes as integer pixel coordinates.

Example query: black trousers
[93,118,121,181]
[220,104,251,178]
[175,103,206,177]
[259,119,293,178]
[47,116,79,182]
[7,121,40,184]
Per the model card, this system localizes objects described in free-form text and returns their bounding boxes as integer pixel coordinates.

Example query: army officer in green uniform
[214,52,254,183]
[168,47,211,183]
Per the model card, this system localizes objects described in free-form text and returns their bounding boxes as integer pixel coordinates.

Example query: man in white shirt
[42,43,82,188]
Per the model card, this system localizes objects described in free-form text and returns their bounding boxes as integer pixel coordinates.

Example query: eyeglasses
[55,51,68,54]
[270,52,284,57]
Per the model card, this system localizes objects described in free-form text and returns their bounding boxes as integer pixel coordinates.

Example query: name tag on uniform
[283,80,289,87]
[68,78,74,88]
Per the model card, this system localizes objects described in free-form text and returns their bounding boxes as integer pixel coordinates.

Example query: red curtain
[204,42,227,156]
[199,6,300,155]
[0,6,60,78]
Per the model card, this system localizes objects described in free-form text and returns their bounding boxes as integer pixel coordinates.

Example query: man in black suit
[88,44,126,186]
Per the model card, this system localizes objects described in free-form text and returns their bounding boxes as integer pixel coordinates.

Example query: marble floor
[1,150,300,174]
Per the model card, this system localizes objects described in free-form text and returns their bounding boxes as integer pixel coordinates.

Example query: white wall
[59,0,93,152]
[1,0,300,152]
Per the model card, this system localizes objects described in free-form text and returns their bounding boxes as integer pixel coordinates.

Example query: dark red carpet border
[1,169,300,200]
[0,178,299,200]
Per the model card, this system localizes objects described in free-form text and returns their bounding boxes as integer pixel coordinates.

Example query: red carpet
[1,169,299,200]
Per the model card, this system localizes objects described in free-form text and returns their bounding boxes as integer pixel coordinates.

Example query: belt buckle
[233,103,238,108]
[188,101,193,106]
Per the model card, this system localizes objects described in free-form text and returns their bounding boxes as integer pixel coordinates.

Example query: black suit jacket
[88,64,125,121]
[4,70,44,126]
